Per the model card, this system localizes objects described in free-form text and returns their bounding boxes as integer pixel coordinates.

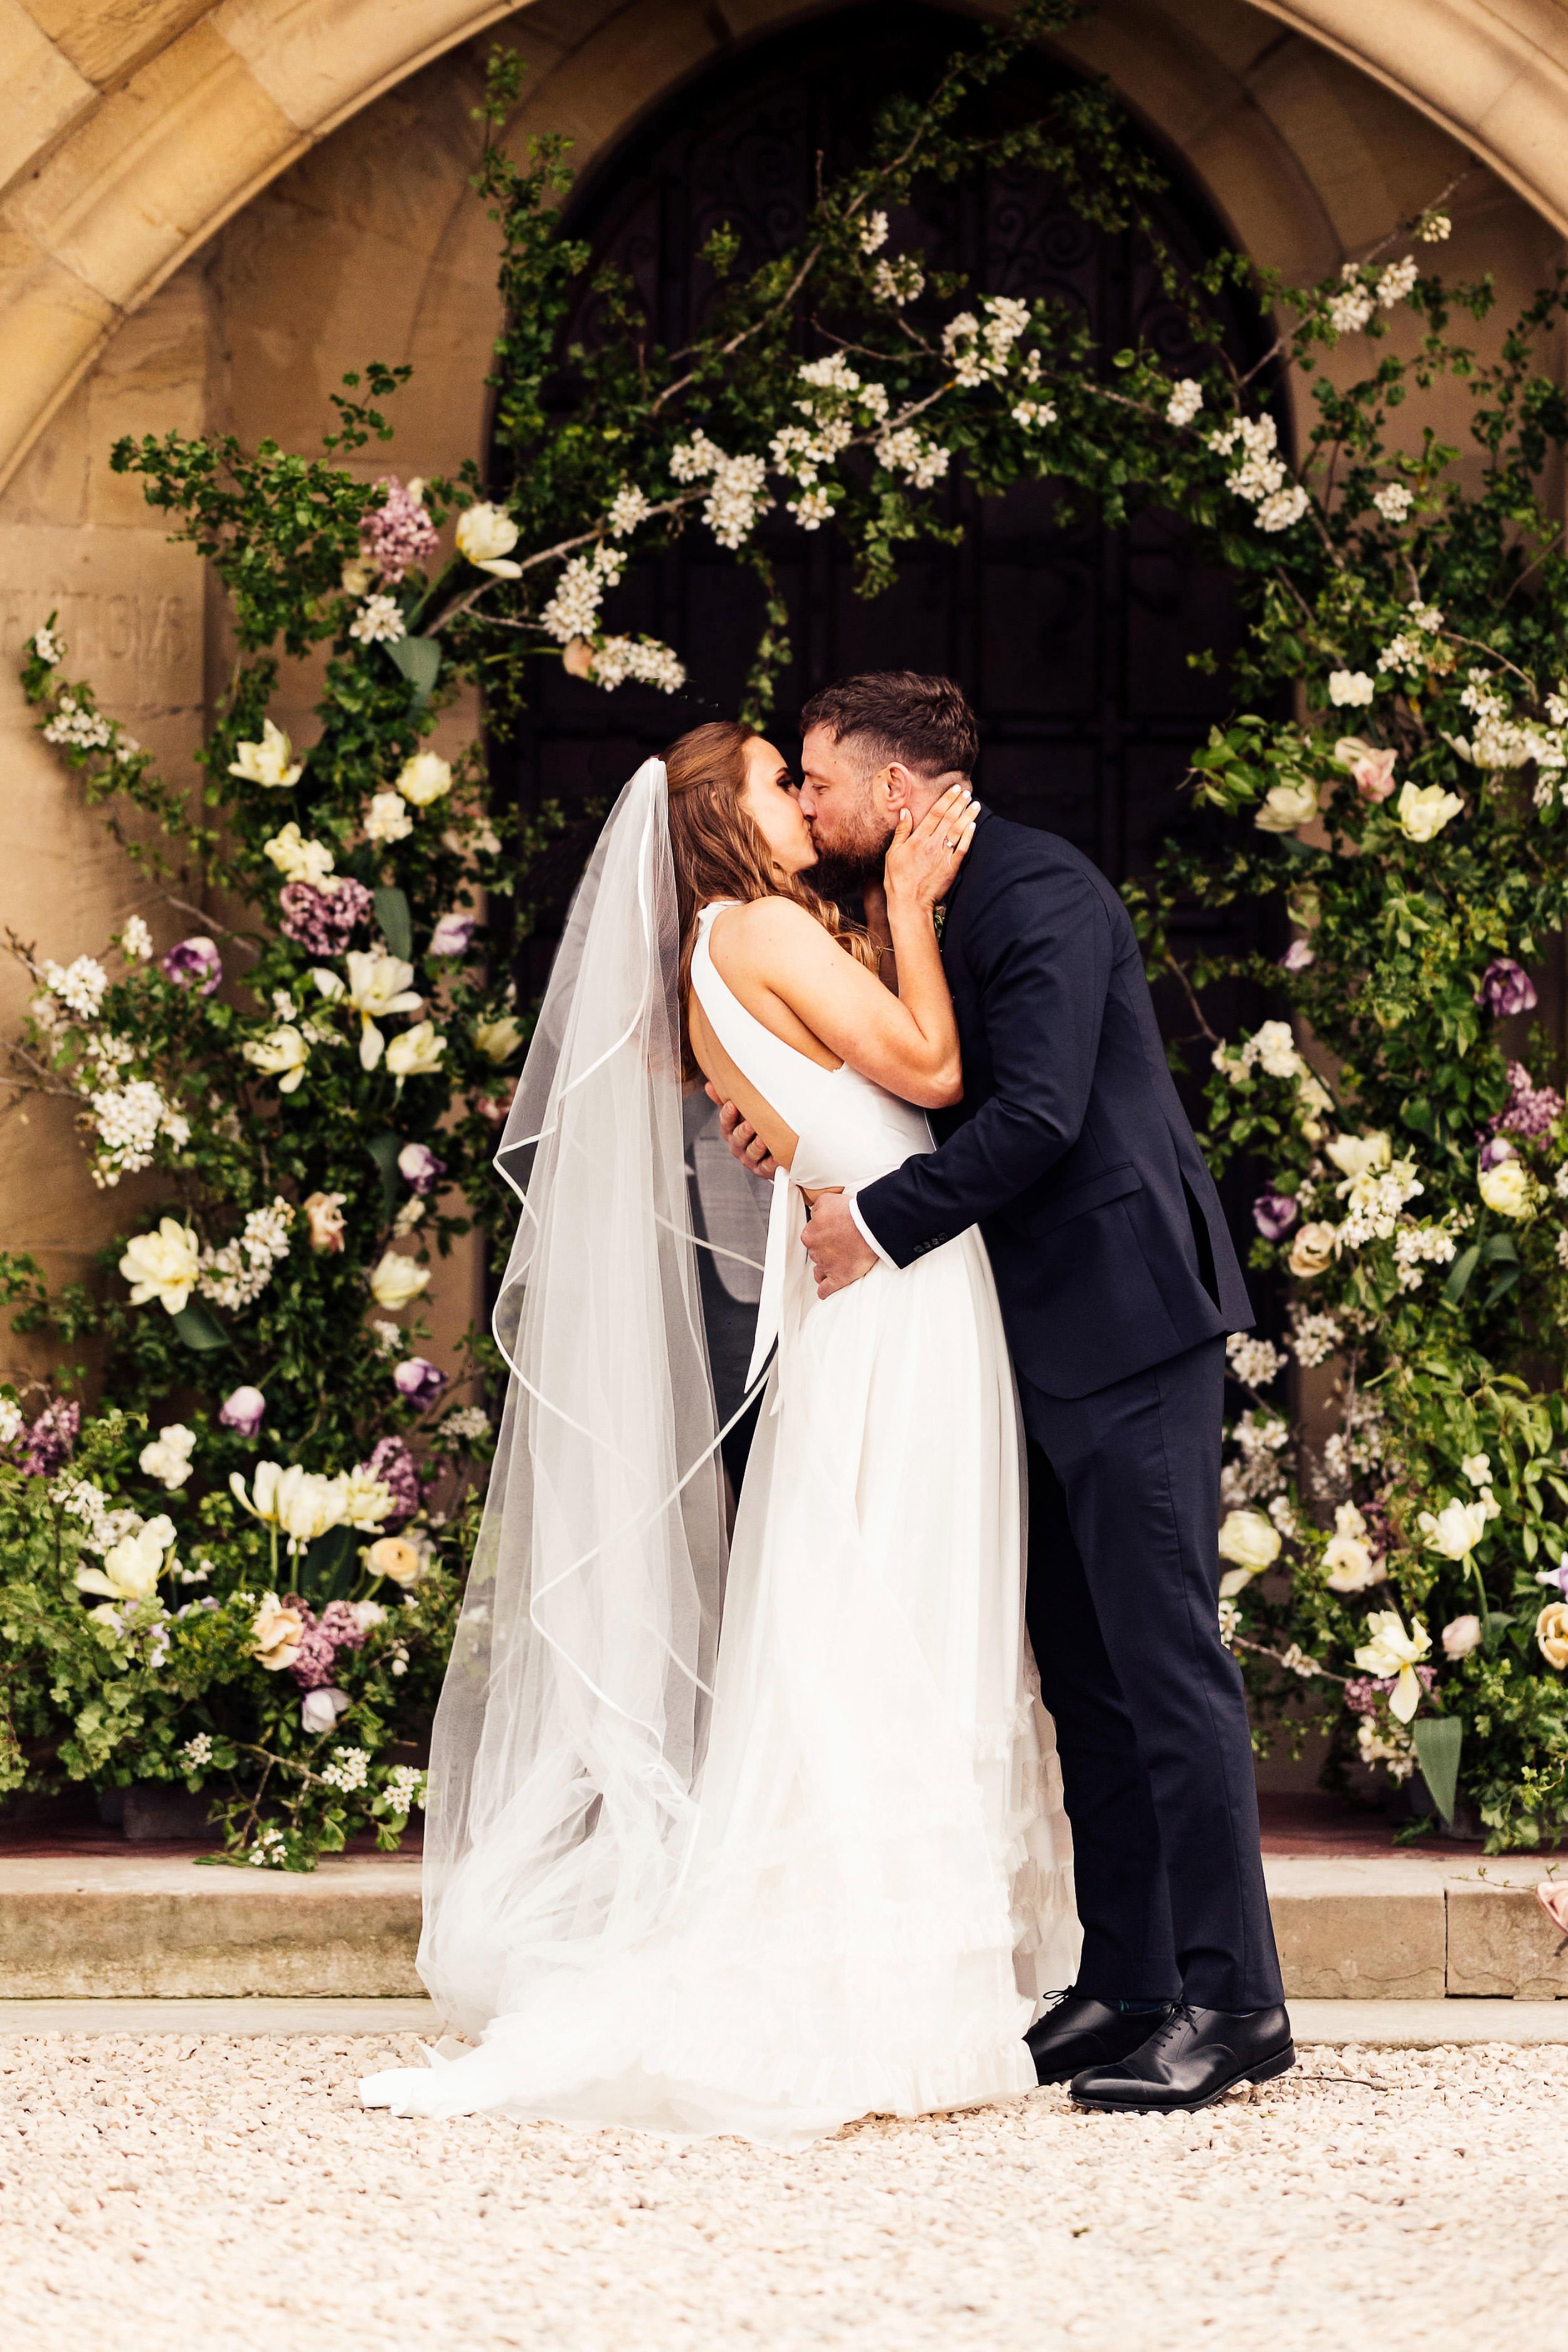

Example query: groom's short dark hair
[800,670,978,781]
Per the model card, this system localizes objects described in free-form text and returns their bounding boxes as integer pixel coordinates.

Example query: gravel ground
[2,2035,1564,2352]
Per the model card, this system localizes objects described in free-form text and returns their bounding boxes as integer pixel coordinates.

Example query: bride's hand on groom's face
[709,1085,780,1180]
[883,782,977,914]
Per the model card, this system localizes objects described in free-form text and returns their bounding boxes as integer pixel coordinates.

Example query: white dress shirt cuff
[849,1190,896,1267]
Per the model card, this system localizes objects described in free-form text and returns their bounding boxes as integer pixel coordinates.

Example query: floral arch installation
[500,2,1277,932]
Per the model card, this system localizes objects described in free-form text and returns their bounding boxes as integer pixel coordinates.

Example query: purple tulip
[1478,1136,1516,1172]
[429,912,478,958]
[1279,939,1315,973]
[393,1357,447,1411]
[398,1141,446,1195]
[219,1385,266,1438]
[1252,1192,1300,1241]
[161,935,222,995]
[1475,957,1537,1018]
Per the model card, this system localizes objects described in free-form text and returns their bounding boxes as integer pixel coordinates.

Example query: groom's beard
[807,813,897,901]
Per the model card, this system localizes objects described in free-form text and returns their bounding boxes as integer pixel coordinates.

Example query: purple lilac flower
[1279,938,1315,973]
[278,877,374,956]
[161,935,221,995]
[288,1624,340,1692]
[428,912,477,958]
[219,1385,266,1438]
[1475,957,1538,1018]
[24,1397,79,1478]
[360,478,439,584]
[1342,1677,1382,1717]
[1252,1192,1299,1241]
[361,1435,420,1528]
[317,1599,368,1653]
[398,1141,445,1195]
[1497,1060,1565,1141]
[394,1357,447,1411]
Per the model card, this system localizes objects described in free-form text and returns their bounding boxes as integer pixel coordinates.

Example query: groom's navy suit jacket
[856,807,1252,1399]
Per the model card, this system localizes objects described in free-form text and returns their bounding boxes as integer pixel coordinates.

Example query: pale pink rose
[1350,747,1397,802]
[302,1190,347,1253]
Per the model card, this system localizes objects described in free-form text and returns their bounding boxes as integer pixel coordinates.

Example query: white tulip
[344,950,422,1072]
[396,751,452,808]
[1325,1131,1391,1185]
[386,1020,446,1078]
[1418,1496,1490,1560]
[242,1023,310,1093]
[301,1687,351,1735]
[75,1513,176,1602]
[471,1014,525,1064]
[456,502,522,578]
[119,1219,201,1314]
[229,718,302,790]
[1353,1609,1432,1723]
[1396,781,1463,842]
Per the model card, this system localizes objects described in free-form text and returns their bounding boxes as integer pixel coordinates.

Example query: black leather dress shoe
[1025,1994,1173,2087]
[1070,2003,1295,2112]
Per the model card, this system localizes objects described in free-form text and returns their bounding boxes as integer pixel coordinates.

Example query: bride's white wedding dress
[361,893,1078,2146]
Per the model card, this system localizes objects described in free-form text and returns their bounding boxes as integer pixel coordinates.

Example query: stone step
[1,1850,1565,2003]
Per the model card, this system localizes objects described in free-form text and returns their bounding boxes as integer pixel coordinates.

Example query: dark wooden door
[501,3,1273,917]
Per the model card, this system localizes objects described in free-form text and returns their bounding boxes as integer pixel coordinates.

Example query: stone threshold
[0,1995,1564,2046]
[1,1850,1565,2001]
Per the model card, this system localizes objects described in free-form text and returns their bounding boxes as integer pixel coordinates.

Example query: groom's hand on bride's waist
[802,1190,877,1299]
[708,1085,780,1181]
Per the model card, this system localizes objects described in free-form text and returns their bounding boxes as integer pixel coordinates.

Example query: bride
[361,721,1078,2146]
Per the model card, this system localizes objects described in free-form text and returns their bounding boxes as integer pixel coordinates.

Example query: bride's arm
[715,785,976,1109]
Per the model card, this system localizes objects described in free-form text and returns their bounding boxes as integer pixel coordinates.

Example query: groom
[718,670,1291,2114]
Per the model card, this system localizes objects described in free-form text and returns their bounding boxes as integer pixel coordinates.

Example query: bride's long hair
[664,720,875,1076]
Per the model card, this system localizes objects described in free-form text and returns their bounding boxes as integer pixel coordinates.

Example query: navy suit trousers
[1019,1337,1284,2012]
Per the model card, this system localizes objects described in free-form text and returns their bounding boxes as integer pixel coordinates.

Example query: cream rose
[1478,1157,1535,1218]
[1254,781,1318,834]
[1537,1603,1568,1670]
[1396,781,1463,842]
[139,1422,196,1491]
[396,751,453,808]
[369,1251,431,1311]
[455,502,522,578]
[365,790,414,844]
[1217,1508,1281,1597]
[364,1535,425,1587]
[1288,1221,1338,1278]
[119,1218,201,1314]
[252,1592,307,1672]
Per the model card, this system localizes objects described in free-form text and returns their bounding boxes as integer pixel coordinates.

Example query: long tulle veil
[418,758,735,2034]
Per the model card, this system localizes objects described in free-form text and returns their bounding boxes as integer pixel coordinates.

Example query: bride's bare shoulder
[707,894,826,973]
